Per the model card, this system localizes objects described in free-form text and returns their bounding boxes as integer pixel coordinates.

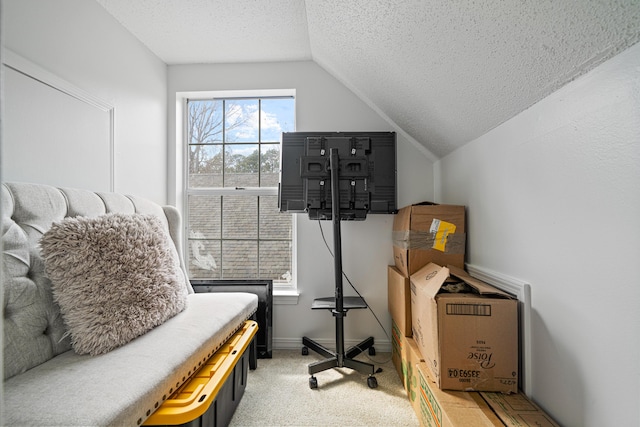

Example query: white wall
[2,0,167,203]
[435,43,640,427]
[168,61,434,350]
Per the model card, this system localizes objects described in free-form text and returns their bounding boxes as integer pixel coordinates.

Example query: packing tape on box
[392,230,466,254]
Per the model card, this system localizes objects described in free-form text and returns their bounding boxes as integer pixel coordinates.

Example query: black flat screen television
[278,131,397,220]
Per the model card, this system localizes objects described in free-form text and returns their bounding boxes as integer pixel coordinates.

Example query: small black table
[191,279,273,362]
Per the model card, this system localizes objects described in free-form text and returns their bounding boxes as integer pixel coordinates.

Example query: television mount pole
[301,148,378,389]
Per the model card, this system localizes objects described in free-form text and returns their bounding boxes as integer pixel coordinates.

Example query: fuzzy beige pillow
[40,213,188,356]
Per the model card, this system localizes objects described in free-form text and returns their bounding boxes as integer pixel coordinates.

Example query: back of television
[278,131,397,220]
[301,136,371,220]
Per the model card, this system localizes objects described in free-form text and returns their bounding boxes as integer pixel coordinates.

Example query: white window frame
[181,89,298,303]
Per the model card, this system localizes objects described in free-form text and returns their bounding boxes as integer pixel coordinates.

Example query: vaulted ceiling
[96,0,640,159]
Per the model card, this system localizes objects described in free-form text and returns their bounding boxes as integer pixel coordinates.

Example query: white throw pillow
[40,213,188,356]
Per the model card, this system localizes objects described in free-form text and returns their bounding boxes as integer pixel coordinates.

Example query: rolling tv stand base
[301,299,378,390]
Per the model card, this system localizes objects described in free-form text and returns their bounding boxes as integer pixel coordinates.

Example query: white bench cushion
[3,292,258,426]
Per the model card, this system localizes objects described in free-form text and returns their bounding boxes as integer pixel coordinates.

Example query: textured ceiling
[95,0,312,63]
[96,0,640,159]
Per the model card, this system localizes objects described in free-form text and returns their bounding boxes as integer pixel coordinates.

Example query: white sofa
[2,182,258,426]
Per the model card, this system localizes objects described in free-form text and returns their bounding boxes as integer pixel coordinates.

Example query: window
[185,95,295,290]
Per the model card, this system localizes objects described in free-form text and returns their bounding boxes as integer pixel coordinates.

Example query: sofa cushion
[2,292,258,427]
[40,213,188,355]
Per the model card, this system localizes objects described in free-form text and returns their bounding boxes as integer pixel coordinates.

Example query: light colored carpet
[230,349,419,426]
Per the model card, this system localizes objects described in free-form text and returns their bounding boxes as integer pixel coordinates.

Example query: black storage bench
[191,280,273,359]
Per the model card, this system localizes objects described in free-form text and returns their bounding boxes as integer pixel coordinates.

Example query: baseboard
[466,263,532,396]
[274,337,392,354]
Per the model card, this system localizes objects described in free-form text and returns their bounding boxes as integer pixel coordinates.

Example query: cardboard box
[391,326,424,413]
[411,263,518,393]
[416,362,504,427]
[391,320,406,381]
[480,392,561,427]
[392,202,466,277]
[388,265,412,337]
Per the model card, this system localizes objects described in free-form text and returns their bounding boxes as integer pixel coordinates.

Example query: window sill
[273,289,299,305]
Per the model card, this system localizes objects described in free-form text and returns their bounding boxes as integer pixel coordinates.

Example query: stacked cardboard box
[415,362,561,426]
[388,265,412,337]
[389,202,470,395]
[392,202,466,276]
[410,263,518,394]
[389,265,422,411]
[416,362,504,426]
[479,392,560,427]
[389,262,512,426]
[388,202,559,426]
[391,316,424,413]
